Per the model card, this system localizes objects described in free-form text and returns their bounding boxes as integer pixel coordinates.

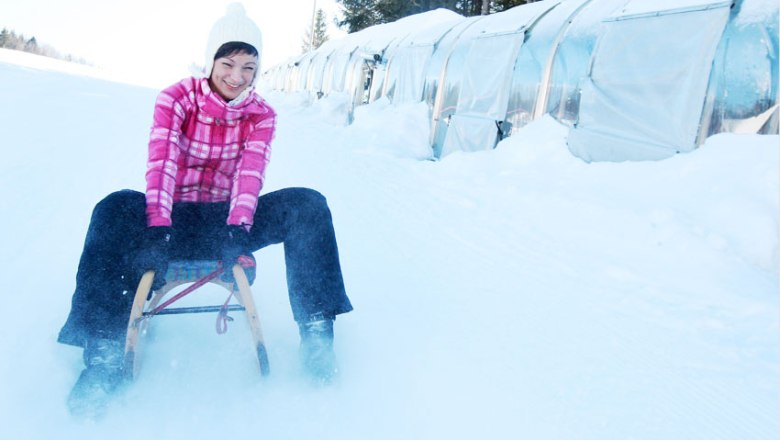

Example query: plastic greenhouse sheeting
[384,14,463,103]
[386,45,436,103]
[438,0,561,157]
[705,0,779,137]
[567,0,733,161]
[542,0,629,125]
[440,32,524,156]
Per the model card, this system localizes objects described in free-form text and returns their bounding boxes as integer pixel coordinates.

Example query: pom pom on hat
[203,3,263,83]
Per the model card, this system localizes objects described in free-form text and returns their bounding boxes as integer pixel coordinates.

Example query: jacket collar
[197,78,266,119]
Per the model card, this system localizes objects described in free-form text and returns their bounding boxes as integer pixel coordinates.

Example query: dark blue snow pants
[58,188,352,348]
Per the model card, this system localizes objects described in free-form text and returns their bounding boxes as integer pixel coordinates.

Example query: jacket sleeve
[145,85,187,227]
[227,105,277,228]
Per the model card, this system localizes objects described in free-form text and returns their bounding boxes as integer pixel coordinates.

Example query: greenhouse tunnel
[262,0,778,161]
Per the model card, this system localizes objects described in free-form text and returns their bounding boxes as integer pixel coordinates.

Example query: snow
[736,0,780,25]
[0,50,778,439]
[613,0,732,18]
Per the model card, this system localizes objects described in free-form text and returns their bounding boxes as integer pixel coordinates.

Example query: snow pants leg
[58,187,352,348]
[58,190,147,347]
[247,187,352,322]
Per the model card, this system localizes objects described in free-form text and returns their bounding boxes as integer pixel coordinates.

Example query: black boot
[67,337,124,419]
[298,315,338,384]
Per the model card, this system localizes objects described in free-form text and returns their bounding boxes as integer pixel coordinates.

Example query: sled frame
[123,260,270,381]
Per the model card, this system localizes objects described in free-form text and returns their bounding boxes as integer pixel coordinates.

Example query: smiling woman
[58,2,353,419]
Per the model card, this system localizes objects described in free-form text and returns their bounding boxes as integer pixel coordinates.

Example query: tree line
[0,28,90,65]
[336,0,539,33]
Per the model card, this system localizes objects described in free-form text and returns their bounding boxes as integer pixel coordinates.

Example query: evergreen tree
[492,0,534,13]
[336,0,379,33]
[10,31,26,50]
[374,0,408,23]
[312,9,330,49]
[0,28,9,48]
[25,36,39,54]
[302,8,330,53]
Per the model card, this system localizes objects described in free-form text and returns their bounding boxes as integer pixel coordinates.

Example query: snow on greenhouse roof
[392,10,465,47]
[610,0,732,19]
[465,0,561,35]
[336,8,464,51]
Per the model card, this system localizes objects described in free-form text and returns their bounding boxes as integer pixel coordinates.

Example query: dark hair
[214,41,258,60]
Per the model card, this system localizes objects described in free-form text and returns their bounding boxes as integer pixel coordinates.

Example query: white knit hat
[202,3,263,84]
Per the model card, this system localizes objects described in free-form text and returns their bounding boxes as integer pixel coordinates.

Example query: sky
[0,0,346,87]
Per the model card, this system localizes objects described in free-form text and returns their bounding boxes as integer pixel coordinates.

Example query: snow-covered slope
[0,51,777,439]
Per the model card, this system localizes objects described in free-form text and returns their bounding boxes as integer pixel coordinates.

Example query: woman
[60,3,352,415]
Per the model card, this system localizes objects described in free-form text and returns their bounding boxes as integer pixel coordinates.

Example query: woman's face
[209,51,258,101]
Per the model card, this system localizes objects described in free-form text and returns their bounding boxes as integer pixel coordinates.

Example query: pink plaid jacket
[145,77,276,229]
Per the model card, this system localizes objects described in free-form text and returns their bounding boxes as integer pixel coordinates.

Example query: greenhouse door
[567,1,733,161]
[440,32,523,157]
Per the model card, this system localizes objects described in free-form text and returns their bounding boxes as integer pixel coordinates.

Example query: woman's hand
[132,226,173,291]
[221,225,251,267]
[220,225,256,284]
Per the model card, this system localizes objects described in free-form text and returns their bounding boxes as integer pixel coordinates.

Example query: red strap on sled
[148,256,256,334]
[216,292,235,334]
[149,269,223,316]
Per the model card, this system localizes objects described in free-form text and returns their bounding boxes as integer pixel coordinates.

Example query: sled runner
[123,256,270,381]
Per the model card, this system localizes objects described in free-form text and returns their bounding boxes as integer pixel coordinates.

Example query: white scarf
[228,86,255,107]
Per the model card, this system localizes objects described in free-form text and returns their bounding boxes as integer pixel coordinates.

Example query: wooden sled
[123,257,270,381]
